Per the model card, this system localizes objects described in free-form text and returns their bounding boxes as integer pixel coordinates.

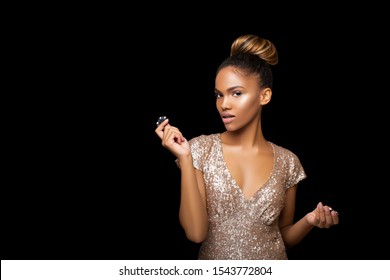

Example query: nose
[220,96,231,110]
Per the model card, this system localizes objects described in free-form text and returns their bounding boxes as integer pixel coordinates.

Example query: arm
[177,156,208,243]
[279,185,339,249]
[155,119,208,243]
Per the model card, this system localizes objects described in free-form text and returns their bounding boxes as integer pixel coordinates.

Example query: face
[215,66,270,131]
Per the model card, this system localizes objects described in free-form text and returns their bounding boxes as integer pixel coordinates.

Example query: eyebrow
[214,85,244,93]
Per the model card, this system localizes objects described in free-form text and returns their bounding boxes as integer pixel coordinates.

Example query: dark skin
[155,66,339,245]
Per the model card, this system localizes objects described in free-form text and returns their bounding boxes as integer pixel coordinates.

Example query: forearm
[280,215,314,249]
[178,155,208,243]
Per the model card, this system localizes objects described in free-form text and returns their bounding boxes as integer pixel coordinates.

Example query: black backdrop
[4,9,389,261]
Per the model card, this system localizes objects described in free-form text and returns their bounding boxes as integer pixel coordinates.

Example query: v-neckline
[217,133,276,201]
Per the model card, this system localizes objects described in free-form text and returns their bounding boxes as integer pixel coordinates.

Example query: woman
[155,34,339,259]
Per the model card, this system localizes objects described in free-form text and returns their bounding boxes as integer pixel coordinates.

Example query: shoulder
[271,142,302,164]
[271,142,307,185]
[188,133,220,147]
[188,133,220,159]
[188,133,220,169]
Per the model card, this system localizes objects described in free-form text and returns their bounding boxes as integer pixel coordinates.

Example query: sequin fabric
[187,133,306,260]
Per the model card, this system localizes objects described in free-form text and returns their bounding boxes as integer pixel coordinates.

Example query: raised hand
[155,117,191,158]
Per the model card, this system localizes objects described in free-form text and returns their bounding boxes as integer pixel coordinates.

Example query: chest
[222,148,274,200]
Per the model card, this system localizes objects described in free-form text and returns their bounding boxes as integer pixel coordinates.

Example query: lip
[221,116,235,124]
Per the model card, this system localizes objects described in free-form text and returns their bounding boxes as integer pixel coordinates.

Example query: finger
[155,127,164,139]
[317,202,326,228]
[331,210,339,225]
[323,205,333,228]
[325,205,340,225]
[163,126,184,146]
[157,118,169,130]
[155,119,169,139]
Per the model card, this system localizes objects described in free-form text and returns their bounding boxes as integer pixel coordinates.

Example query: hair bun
[231,34,278,65]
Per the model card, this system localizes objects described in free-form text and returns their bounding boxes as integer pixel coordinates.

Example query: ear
[260,88,272,105]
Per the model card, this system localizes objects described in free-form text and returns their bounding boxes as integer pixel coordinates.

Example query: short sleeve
[175,134,210,171]
[189,135,211,171]
[286,152,307,189]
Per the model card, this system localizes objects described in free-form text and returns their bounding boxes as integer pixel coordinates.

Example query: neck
[222,121,268,150]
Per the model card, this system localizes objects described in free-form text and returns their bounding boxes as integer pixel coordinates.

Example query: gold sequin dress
[188,133,306,260]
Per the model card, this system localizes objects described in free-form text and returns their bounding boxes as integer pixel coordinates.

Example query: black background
[4,5,389,260]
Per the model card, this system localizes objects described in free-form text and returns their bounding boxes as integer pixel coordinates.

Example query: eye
[215,92,222,99]
[232,91,242,96]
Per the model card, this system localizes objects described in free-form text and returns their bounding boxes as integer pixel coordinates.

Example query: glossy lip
[221,113,235,124]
